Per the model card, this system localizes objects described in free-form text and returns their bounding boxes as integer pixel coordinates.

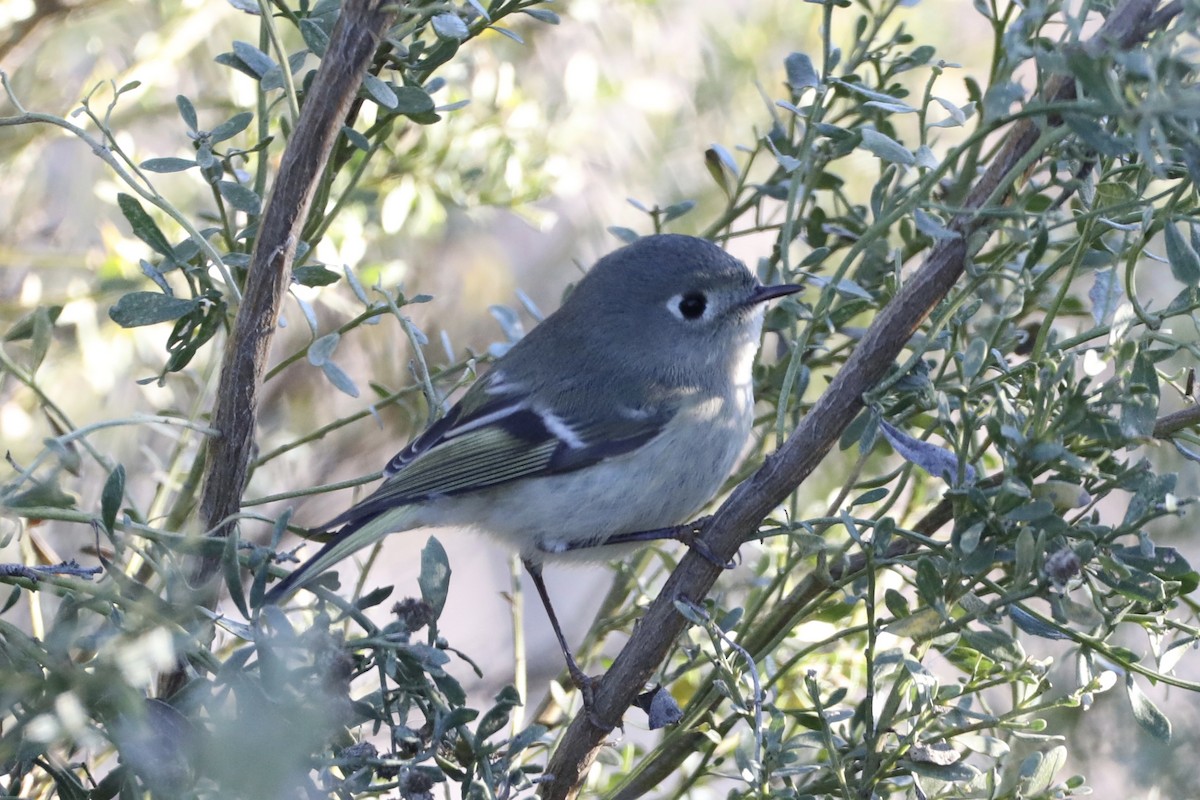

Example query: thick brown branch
[538,1,1168,797]
[158,0,397,697]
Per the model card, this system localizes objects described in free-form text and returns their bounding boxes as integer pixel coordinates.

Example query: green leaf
[523,8,560,24]
[176,95,198,132]
[1017,746,1067,796]
[231,41,275,78]
[223,524,249,618]
[1125,673,1172,742]
[1120,349,1160,438]
[101,465,125,536]
[307,332,339,366]
[322,360,360,398]
[393,86,436,117]
[961,627,1025,665]
[914,208,959,241]
[293,265,340,287]
[785,52,819,91]
[1112,545,1198,594]
[109,293,198,327]
[342,125,370,151]
[432,12,469,40]
[299,19,330,55]
[1008,606,1071,640]
[117,194,177,260]
[476,685,521,741]
[607,226,638,244]
[1164,221,1200,287]
[661,200,696,223]
[915,556,943,610]
[2,478,77,511]
[5,306,58,375]
[419,536,451,619]
[851,487,888,506]
[961,336,988,379]
[880,421,974,483]
[209,112,254,143]
[140,157,196,173]
[362,74,398,109]
[859,128,914,165]
[217,180,262,215]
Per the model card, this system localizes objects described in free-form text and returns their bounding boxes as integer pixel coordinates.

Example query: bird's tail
[262,504,420,606]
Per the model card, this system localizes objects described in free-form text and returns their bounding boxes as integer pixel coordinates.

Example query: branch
[157,0,398,697]
[538,1,1172,796]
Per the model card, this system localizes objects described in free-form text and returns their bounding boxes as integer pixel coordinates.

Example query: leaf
[864,100,918,114]
[661,200,696,223]
[704,144,739,194]
[140,157,196,173]
[362,74,398,109]
[209,111,254,143]
[419,536,451,619]
[607,226,638,244]
[1164,221,1200,287]
[300,18,330,56]
[851,487,888,506]
[176,95,198,132]
[914,208,960,241]
[488,25,523,44]
[3,477,77,511]
[833,78,910,106]
[292,265,340,287]
[522,8,560,24]
[1125,673,1172,742]
[476,685,522,741]
[961,336,988,379]
[880,421,975,483]
[859,128,914,165]
[5,306,58,374]
[928,96,969,128]
[1088,267,1123,325]
[784,52,819,91]
[961,628,1025,665]
[915,556,943,610]
[1008,606,1071,640]
[117,194,177,260]
[109,293,198,327]
[101,465,125,536]
[1112,545,1198,594]
[217,181,261,215]
[307,332,339,366]
[1017,746,1067,796]
[393,86,435,117]
[223,523,249,618]
[432,12,469,40]
[231,40,275,78]
[1120,349,1160,438]
[322,361,360,398]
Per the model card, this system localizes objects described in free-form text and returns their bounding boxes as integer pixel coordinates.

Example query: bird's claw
[674,520,737,569]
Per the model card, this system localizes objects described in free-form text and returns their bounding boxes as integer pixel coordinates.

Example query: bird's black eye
[678,291,707,319]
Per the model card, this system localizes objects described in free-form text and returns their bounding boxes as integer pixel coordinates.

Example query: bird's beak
[747,282,803,305]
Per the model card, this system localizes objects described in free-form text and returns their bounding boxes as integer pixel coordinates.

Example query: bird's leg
[536,516,737,569]
[522,558,598,709]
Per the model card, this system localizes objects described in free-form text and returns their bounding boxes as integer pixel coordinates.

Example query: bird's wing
[317,373,676,532]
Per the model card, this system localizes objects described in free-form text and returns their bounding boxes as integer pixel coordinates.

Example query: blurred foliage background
[2,0,1200,798]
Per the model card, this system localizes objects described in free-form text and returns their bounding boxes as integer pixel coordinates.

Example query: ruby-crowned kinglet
[265,234,800,689]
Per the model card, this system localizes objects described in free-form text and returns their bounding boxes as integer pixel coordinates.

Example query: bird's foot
[672,517,737,569]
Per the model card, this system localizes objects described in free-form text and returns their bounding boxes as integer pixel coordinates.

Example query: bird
[263,233,800,694]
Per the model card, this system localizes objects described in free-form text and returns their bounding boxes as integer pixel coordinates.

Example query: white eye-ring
[667,290,709,321]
